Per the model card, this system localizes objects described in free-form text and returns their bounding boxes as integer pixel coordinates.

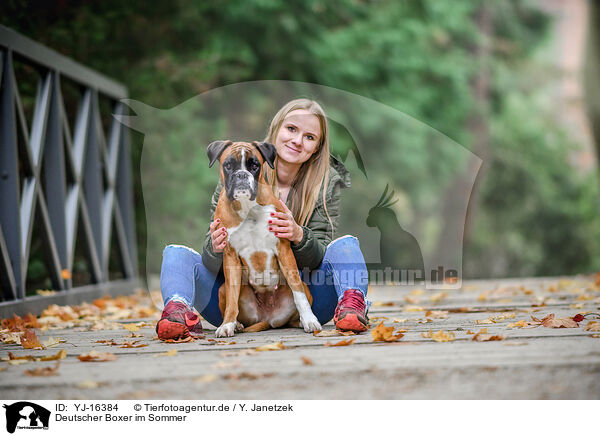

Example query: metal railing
[0,26,140,317]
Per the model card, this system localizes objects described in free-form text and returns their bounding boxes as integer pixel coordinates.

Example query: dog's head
[207,140,277,202]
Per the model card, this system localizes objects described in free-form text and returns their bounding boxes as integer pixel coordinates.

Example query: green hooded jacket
[201,155,351,273]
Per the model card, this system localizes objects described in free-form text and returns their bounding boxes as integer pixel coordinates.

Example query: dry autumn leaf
[507,320,532,328]
[157,349,177,357]
[195,374,218,383]
[301,356,314,365]
[24,362,60,377]
[78,350,117,362]
[472,328,505,342]
[255,342,286,351]
[371,322,404,342]
[585,322,600,332]
[161,336,195,343]
[410,289,425,296]
[421,330,455,342]
[324,338,355,347]
[533,313,579,328]
[21,329,44,350]
[61,269,72,280]
[425,310,449,319]
[121,323,141,332]
[313,329,355,337]
[404,305,426,312]
[78,380,100,389]
[42,337,65,348]
[429,292,448,303]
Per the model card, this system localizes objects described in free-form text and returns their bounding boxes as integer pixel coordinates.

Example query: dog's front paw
[215,322,237,338]
[300,313,321,333]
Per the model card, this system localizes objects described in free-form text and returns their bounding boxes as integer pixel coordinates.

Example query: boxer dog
[207,140,322,338]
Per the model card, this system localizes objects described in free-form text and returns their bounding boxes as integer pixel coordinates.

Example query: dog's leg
[243,321,271,333]
[277,243,321,333]
[216,245,243,338]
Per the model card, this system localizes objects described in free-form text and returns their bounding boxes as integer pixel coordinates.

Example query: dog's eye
[223,162,232,171]
[249,162,259,171]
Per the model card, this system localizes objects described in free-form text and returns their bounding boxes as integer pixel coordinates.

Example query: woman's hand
[268,200,304,244]
[210,218,227,253]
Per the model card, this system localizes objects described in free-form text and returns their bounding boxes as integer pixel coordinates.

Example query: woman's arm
[201,180,225,274]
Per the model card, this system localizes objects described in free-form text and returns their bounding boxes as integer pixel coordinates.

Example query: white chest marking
[228,203,279,287]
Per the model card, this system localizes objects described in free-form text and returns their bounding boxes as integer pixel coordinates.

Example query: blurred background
[3,0,599,290]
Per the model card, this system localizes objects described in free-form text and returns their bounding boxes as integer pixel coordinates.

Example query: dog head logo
[3,402,50,433]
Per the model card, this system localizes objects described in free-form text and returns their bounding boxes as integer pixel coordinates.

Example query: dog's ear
[207,140,232,167]
[253,141,277,169]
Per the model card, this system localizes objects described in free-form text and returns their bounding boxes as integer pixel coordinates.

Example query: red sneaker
[156,300,204,340]
[334,289,369,332]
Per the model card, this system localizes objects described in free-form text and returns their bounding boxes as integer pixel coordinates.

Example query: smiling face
[274,109,322,166]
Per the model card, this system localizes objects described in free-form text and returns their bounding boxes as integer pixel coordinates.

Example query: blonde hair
[263,98,332,229]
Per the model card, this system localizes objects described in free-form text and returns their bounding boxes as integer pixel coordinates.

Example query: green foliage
[3,0,598,278]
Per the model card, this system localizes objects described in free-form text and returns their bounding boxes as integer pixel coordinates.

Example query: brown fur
[214,142,313,333]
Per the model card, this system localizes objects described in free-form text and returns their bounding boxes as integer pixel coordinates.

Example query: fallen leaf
[472,328,505,342]
[0,332,23,344]
[222,372,274,380]
[7,359,30,366]
[36,289,57,296]
[507,320,531,328]
[466,330,476,334]
[324,338,356,347]
[590,334,600,338]
[21,329,44,349]
[572,314,585,323]
[212,360,240,369]
[493,313,516,321]
[313,329,355,337]
[0,366,7,372]
[42,337,65,348]
[477,293,487,301]
[404,296,420,304]
[195,374,218,383]
[585,321,600,332]
[39,350,67,361]
[425,310,449,319]
[24,362,60,376]
[421,330,455,342]
[475,318,496,325]
[371,322,404,342]
[161,336,195,343]
[392,318,408,323]
[78,350,117,362]
[404,305,426,312]
[301,356,314,365]
[534,313,579,328]
[156,349,178,357]
[410,289,425,296]
[120,342,148,348]
[121,323,141,332]
[429,292,448,303]
[255,342,286,351]
[372,301,395,307]
[77,380,100,389]
[313,329,341,337]
[61,269,72,280]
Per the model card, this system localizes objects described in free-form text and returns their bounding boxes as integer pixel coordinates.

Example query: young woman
[157,98,370,340]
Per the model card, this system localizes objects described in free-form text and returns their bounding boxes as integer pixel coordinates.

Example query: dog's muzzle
[232,170,255,200]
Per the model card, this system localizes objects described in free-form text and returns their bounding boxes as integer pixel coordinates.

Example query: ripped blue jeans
[160,235,370,327]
